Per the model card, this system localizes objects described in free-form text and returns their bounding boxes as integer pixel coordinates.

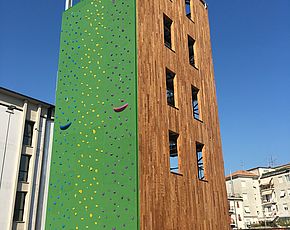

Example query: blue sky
[0,0,289,174]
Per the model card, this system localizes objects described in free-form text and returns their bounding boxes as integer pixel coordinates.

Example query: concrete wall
[226,177,262,225]
[0,88,54,230]
[0,101,25,229]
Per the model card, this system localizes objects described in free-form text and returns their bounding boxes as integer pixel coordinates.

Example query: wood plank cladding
[137,0,230,229]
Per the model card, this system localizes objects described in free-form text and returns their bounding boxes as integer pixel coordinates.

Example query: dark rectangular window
[13,192,27,221]
[188,35,196,67]
[192,86,200,120]
[166,69,176,107]
[185,0,191,18]
[169,131,179,173]
[196,142,205,180]
[23,121,34,146]
[164,15,173,49]
[18,155,31,182]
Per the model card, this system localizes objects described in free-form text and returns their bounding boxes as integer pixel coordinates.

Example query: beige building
[0,87,54,230]
[226,163,290,228]
[226,170,262,227]
[258,164,290,221]
[228,194,245,229]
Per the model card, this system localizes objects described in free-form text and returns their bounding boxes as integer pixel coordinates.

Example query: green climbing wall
[45,0,138,229]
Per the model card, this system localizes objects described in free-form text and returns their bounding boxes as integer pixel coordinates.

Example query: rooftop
[0,87,54,108]
[225,170,259,180]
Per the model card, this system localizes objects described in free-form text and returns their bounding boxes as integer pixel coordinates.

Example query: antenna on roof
[240,161,245,170]
[268,155,277,168]
[65,0,73,10]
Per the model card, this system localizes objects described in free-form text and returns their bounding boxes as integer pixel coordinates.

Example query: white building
[0,87,54,230]
[258,164,290,222]
[226,170,262,228]
[228,194,245,229]
[226,164,290,228]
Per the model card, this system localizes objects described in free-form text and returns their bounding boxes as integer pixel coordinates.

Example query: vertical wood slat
[137,0,229,229]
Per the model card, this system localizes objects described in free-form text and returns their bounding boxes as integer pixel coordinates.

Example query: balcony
[229,206,235,214]
[262,199,276,205]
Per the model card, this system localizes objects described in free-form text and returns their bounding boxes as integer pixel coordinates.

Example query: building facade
[258,165,290,221]
[226,164,290,228]
[228,194,245,229]
[0,87,54,230]
[45,0,229,229]
[226,170,262,227]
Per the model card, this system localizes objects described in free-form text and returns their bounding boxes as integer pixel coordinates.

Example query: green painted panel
[45,0,138,229]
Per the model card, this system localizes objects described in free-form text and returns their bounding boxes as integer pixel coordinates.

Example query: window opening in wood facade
[169,131,179,173]
[23,120,34,146]
[166,68,176,107]
[188,35,196,67]
[192,86,200,120]
[164,15,173,49]
[13,191,27,221]
[185,0,191,18]
[196,142,205,180]
[18,154,31,182]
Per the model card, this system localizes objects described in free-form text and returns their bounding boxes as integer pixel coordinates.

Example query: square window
[192,86,200,120]
[280,190,286,198]
[166,69,176,107]
[18,155,31,182]
[164,15,173,49]
[196,142,205,180]
[169,131,179,173]
[23,121,34,146]
[188,35,196,67]
[244,207,251,213]
[13,192,27,221]
[185,0,191,18]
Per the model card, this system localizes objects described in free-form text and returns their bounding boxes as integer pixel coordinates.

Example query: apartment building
[228,194,245,229]
[259,164,290,221]
[0,87,54,230]
[226,163,290,228]
[45,0,229,229]
[226,170,262,227]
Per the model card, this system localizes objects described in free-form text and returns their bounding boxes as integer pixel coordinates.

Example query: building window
[192,86,200,120]
[244,207,251,213]
[166,68,176,107]
[185,0,191,19]
[285,174,290,182]
[23,121,34,146]
[164,15,173,49]
[18,155,31,182]
[280,190,286,198]
[13,192,27,221]
[237,202,240,208]
[238,214,242,221]
[196,142,205,180]
[243,193,248,200]
[188,35,196,67]
[169,131,179,173]
[283,204,288,211]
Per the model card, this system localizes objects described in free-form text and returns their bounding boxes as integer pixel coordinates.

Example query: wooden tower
[45,0,229,229]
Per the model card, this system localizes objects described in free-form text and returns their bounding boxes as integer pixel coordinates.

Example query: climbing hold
[113,103,128,112]
[60,122,72,130]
